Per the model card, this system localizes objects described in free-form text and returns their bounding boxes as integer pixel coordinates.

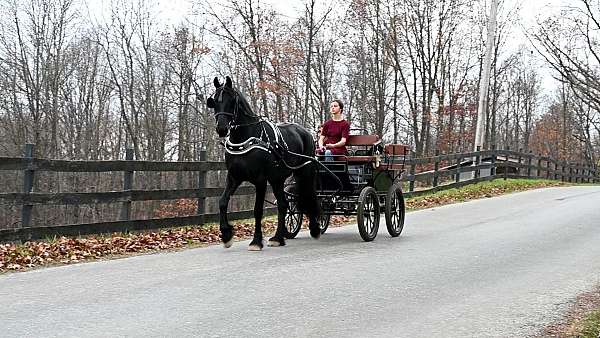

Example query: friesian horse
[206,76,321,250]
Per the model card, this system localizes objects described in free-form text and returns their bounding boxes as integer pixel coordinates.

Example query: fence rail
[0,144,598,242]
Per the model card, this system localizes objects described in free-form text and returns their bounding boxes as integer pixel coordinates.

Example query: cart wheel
[284,200,302,239]
[357,186,380,242]
[385,182,405,237]
[319,214,330,234]
[283,183,301,239]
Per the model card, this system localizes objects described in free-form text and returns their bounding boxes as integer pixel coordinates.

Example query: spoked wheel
[284,200,303,239]
[319,214,331,234]
[357,186,380,242]
[385,182,405,237]
[283,183,302,239]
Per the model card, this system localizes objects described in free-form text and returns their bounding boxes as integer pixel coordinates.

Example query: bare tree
[0,0,77,157]
[202,0,272,116]
[531,0,600,165]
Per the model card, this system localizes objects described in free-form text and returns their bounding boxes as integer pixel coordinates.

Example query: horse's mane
[220,86,258,118]
[237,91,259,118]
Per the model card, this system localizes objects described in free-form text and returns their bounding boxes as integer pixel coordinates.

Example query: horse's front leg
[219,174,242,248]
[249,181,267,251]
[267,180,287,247]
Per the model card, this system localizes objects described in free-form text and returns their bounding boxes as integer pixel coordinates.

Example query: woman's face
[330,101,341,115]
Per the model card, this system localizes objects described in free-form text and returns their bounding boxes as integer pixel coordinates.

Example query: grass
[404,178,570,211]
[575,310,600,337]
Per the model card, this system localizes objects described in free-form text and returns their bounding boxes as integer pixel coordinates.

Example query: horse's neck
[230,125,257,142]
[229,115,265,143]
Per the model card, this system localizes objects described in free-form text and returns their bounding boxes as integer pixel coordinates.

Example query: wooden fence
[0,144,598,242]
[401,146,598,197]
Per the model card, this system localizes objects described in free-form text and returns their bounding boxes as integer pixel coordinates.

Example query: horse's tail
[294,130,320,218]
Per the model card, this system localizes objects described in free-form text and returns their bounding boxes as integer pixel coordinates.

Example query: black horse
[206,76,321,250]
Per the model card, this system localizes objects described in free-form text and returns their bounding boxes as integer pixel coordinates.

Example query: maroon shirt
[321,119,350,155]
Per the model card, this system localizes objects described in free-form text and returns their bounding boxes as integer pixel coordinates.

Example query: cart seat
[377,144,410,171]
[346,134,381,147]
[344,134,381,163]
[384,144,410,156]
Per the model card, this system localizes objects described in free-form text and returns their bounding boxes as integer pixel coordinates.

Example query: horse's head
[206,76,238,137]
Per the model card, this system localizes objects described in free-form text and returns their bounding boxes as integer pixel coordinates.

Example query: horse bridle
[213,86,240,122]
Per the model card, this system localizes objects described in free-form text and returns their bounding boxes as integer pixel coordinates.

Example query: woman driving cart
[317,99,350,161]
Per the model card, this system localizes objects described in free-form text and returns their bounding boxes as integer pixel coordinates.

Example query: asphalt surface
[1,186,600,338]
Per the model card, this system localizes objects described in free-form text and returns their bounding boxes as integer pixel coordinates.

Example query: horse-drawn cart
[285,134,410,242]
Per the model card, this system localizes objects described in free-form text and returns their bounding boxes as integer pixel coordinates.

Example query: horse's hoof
[223,239,233,248]
[248,244,263,251]
[267,240,284,247]
[309,228,321,240]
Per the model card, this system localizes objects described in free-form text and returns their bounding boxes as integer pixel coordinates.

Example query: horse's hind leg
[296,165,321,239]
[249,181,267,251]
[267,180,287,247]
[219,174,241,248]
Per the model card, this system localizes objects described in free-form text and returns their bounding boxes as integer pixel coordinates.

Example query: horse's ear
[225,76,232,88]
[206,97,215,109]
[213,77,221,88]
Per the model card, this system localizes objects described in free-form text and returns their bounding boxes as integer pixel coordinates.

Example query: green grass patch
[571,310,600,338]
[405,179,571,211]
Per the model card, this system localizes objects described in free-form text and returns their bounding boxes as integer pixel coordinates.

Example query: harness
[224,121,282,156]
[214,87,312,170]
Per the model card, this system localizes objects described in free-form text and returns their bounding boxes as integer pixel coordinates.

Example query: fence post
[433,149,440,187]
[559,161,563,181]
[536,154,542,178]
[504,146,509,180]
[569,164,573,183]
[517,148,523,177]
[21,143,35,228]
[197,150,207,225]
[545,158,550,180]
[455,155,461,183]
[120,148,134,220]
[586,167,591,183]
[489,145,496,177]
[409,161,416,192]
[527,151,533,178]
[474,146,481,179]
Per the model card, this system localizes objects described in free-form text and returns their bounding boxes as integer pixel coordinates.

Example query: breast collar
[224,120,288,156]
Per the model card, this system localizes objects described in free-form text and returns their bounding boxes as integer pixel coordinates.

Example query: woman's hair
[332,99,344,112]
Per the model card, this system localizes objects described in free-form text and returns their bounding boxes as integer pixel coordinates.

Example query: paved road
[1,186,600,338]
